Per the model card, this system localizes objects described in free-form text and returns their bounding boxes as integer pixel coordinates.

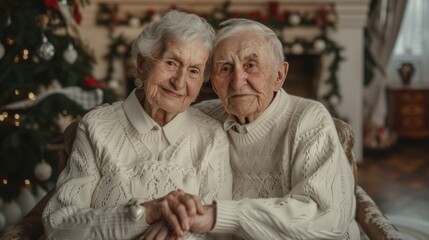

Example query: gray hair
[213,18,284,65]
[131,10,215,82]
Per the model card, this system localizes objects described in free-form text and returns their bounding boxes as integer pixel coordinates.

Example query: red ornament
[231,12,240,18]
[261,14,270,22]
[44,0,59,10]
[248,11,261,20]
[314,6,330,28]
[73,1,82,24]
[267,1,279,16]
[83,77,106,89]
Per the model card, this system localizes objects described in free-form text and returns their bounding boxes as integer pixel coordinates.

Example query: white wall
[79,0,369,161]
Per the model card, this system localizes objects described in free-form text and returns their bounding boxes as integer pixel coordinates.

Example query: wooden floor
[358,138,429,222]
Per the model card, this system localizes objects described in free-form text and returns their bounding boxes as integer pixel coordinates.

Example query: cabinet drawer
[400,117,425,129]
[400,104,425,115]
[400,92,426,102]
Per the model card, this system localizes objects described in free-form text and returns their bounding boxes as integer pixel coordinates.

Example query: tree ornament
[34,159,52,181]
[0,211,5,232]
[313,39,326,52]
[17,188,36,215]
[330,95,340,106]
[38,14,50,28]
[38,33,55,61]
[128,17,140,27]
[0,42,5,60]
[1,201,22,225]
[6,14,11,26]
[291,43,304,55]
[151,13,161,22]
[288,13,301,26]
[63,43,78,64]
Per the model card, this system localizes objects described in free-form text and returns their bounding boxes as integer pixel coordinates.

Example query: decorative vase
[397,62,415,85]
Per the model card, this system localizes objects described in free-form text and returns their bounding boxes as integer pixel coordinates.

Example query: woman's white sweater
[42,91,232,239]
[195,89,360,240]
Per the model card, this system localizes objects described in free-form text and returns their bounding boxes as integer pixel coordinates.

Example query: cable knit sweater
[42,90,232,240]
[195,89,360,240]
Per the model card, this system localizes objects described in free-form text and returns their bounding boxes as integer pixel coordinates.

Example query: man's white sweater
[195,89,360,239]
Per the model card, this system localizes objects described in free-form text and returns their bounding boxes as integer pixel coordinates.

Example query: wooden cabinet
[388,83,429,138]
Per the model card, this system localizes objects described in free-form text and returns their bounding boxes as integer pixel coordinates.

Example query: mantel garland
[99,1,344,116]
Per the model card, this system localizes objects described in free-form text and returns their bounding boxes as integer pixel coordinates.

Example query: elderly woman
[42,10,232,240]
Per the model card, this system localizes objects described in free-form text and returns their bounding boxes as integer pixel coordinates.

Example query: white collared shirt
[223,91,281,134]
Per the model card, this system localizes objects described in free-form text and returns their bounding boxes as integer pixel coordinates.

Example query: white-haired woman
[42,10,232,240]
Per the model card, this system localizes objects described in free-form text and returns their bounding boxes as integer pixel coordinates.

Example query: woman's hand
[139,221,183,240]
[142,190,205,237]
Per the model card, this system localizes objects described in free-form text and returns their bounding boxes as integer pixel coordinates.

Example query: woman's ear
[136,54,145,77]
[274,62,288,91]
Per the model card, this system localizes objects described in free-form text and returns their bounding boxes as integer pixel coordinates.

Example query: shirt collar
[223,91,281,134]
[123,88,191,144]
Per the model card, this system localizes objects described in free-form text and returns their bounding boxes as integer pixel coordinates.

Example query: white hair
[131,10,215,82]
[213,18,284,65]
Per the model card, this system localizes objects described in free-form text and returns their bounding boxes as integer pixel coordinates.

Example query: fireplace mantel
[80,0,369,161]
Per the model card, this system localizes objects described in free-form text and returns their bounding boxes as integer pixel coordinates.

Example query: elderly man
[147,18,360,240]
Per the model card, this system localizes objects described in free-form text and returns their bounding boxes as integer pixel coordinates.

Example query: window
[388,0,429,83]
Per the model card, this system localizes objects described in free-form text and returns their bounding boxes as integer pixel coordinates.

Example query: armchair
[1,119,402,240]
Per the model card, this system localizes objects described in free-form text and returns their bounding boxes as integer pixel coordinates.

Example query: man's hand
[142,190,205,237]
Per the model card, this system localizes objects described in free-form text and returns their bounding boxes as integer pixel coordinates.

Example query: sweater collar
[224,89,282,134]
[123,89,191,144]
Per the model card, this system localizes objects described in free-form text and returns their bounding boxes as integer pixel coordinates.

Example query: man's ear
[274,62,288,91]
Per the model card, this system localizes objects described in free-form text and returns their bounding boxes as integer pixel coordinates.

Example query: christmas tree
[0,0,115,227]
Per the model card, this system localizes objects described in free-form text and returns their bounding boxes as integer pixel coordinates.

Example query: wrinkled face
[211,31,286,121]
[138,38,209,114]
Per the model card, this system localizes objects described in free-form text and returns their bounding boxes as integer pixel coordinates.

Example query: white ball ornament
[17,188,36,215]
[330,95,340,105]
[38,35,55,61]
[0,42,5,60]
[151,13,161,22]
[34,160,52,181]
[289,14,301,26]
[0,211,5,231]
[63,43,78,64]
[1,201,22,225]
[128,17,140,27]
[313,39,326,52]
[291,43,304,55]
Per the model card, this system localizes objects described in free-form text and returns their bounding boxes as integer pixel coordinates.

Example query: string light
[1,111,8,121]
[15,121,20,127]
[23,48,29,60]
[14,55,20,63]
[24,179,31,185]
[14,113,20,120]
[7,37,14,45]
[15,89,20,95]
[62,110,68,115]
[2,179,7,185]
[28,92,37,101]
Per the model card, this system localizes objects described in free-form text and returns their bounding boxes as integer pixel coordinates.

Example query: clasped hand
[140,189,216,239]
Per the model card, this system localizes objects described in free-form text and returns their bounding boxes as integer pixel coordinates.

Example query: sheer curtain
[387,0,429,83]
[363,0,407,128]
